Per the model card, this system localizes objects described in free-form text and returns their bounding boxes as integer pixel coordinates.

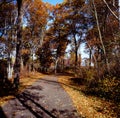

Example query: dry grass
[58,75,117,118]
[0,71,45,106]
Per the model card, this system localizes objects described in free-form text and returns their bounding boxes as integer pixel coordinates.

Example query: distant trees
[63,0,87,72]
[39,0,87,73]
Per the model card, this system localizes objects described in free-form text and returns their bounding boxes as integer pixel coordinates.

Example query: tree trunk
[62,59,64,72]
[118,0,120,29]
[92,0,110,73]
[73,33,78,73]
[13,0,22,88]
[103,0,118,20]
[89,47,92,68]
[54,59,58,74]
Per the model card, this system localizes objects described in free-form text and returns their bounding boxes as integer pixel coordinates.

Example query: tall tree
[63,0,87,73]
[92,0,110,73]
[85,0,119,77]
[22,0,49,71]
[13,0,22,88]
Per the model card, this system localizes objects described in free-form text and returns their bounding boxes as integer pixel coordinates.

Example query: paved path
[1,75,81,118]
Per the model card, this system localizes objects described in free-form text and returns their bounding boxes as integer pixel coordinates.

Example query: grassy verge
[0,72,45,106]
[58,75,118,118]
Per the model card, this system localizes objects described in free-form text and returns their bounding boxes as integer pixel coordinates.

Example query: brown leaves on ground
[19,72,45,92]
[58,76,118,118]
[0,72,45,106]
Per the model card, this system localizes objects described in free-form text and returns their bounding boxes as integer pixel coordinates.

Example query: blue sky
[43,0,63,5]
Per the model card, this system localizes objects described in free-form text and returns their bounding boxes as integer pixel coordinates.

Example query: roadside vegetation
[58,73,120,118]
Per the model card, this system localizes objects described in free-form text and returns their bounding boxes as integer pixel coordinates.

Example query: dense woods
[0,0,120,116]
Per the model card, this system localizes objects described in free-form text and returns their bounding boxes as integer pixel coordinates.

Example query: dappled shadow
[51,109,81,118]
[27,85,43,91]
[0,76,82,118]
[0,79,18,97]
[0,107,7,118]
[56,72,75,76]
[69,77,87,85]
[39,78,82,92]
[16,91,57,118]
[50,109,80,118]
[39,72,75,76]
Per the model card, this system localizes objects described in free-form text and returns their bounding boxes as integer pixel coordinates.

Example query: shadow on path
[16,91,57,118]
[39,78,81,92]
[1,76,81,118]
[0,107,7,118]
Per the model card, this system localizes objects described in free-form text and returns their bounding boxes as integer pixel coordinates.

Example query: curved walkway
[1,75,82,118]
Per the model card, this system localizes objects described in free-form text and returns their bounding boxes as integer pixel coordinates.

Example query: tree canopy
[0,0,120,96]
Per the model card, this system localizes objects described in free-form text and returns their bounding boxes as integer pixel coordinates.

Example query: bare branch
[103,0,119,21]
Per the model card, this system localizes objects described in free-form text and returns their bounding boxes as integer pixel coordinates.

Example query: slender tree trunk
[13,0,22,88]
[87,43,97,67]
[78,54,81,68]
[54,59,58,74]
[7,52,12,79]
[73,33,78,73]
[89,47,92,68]
[31,53,34,72]
[4,19,8,81]
[21,57,24,70]
[119,0,120,28]
[92,0,110,73]
[86,42,100,77]
[103,0,118,20]
[40,27,45,46]
[62,59,64,72]
[113,0,115,6]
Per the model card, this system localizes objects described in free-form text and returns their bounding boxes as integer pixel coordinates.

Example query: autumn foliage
[0,0,120,116]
